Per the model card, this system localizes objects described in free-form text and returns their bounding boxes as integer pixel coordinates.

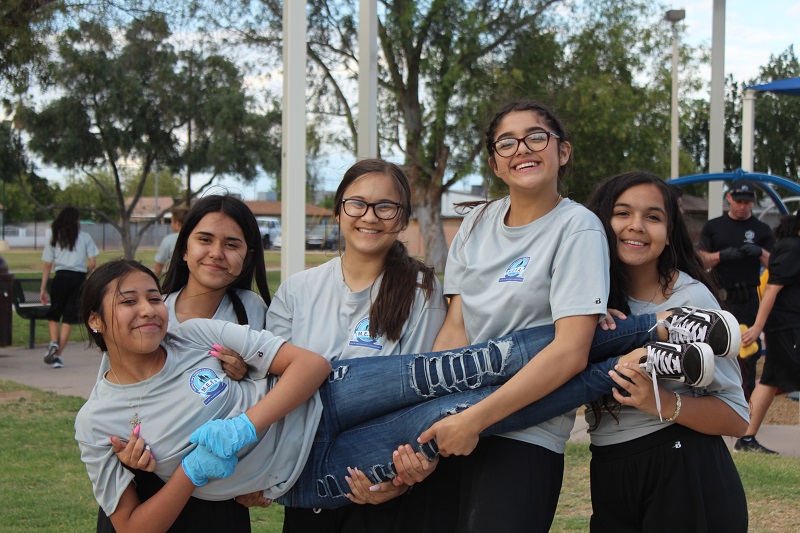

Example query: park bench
[12,278,51,349]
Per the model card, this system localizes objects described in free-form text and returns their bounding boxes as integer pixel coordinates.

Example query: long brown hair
[334,159,437,341]
[50,207,80,251]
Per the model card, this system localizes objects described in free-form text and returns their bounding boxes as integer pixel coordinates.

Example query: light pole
[665,9,685,179]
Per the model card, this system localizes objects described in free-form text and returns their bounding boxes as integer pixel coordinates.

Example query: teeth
[358,228,379,234]
[514,161,538,170]
[623,240,647,246]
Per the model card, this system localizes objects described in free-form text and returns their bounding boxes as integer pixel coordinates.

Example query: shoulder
[234,288,267,307]
[555,200,605,234]
[671,271,719,308]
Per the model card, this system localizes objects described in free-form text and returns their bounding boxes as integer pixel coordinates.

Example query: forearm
[663,393,748,437]
[432,295,468,351]
[245,344,331,432]
[87,257,97,274]
[697,249,719,269]
[752,284,782,330]
[759,249,770,269]
[110,469,196,533]
[41,263,52,292]
[454,316,596,433]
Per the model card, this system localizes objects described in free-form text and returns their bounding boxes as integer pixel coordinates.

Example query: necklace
[636,284,663,316]
[553,194,562,210]
[109,352,161,428]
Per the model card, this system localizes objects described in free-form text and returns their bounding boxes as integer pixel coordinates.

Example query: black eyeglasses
[492,131,560,158]
[341,198,403,220]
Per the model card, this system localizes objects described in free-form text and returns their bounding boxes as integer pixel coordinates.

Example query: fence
[1,221,170,250]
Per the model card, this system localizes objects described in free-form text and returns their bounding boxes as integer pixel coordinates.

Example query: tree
[18,14,281,258]
[752,46,800,181]
[196,0,566,270]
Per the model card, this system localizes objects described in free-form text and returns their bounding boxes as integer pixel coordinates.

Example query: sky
[35,1,799,198]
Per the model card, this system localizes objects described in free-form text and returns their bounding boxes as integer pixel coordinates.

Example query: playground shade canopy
[747,77,800,96]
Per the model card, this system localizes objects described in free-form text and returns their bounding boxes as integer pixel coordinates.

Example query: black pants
[724,288,761,400]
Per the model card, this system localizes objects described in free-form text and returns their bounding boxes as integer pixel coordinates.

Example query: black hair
[333,159,436,341]
[81,259,160,353]
[585,171,721,427]
[50,206,80,250]
[773,213,800,240]
[161,195,270,306]
[586,171,721,313]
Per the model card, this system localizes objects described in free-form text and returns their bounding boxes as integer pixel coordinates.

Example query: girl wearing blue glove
[77,259,730,532]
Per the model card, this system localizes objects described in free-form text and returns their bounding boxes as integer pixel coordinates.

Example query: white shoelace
[641,344,683,421]
[661,307,710,344]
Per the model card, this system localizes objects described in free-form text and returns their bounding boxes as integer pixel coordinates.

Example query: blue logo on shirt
[499,257,530,283]
[348,317,383,350]
[189,368,228,405]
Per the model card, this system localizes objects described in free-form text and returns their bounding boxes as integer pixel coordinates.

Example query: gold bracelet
[665,392,681,423]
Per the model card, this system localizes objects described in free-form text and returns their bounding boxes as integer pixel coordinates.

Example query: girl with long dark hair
[40,206,98,367]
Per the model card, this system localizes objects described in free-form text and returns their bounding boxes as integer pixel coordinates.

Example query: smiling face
[488,110,571,196]
[88,270,168,358]
[337,172,405,260]
[610,183,670,272]
[183,212,248,292]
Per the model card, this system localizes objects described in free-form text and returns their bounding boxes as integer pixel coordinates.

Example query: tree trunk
[412,185,448,272]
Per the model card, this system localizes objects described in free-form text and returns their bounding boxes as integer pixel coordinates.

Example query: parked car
[256,216,281,249]
[305,225,340,250]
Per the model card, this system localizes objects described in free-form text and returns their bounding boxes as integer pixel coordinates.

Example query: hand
[210,344,248,381]
[392,444,439,486]
[609,362,663,418]
[418,411,479,457]
[40,290,49,305]
[345,467,407,505]
[189,413,257,459]
[234,491,272,508]
[741,325,762,348]
[598,308,627,331]
[111,428,156,472]
[739,243,763,258]
[719,247,745,262]
[182,444,238,486]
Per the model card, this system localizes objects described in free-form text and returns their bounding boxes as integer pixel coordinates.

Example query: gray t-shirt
[97,288,268,379]
[585,271,750,446]
[76,319,322,516]
[42,232,99,272]
[154,232,179,265]
[266,256,447,360]
[164,288,268,331]
[443,197,609,453]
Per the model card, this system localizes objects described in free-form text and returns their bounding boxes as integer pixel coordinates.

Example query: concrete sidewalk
[2,340,799,458]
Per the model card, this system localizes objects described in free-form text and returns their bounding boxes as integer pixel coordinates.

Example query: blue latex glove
[182,445,238,486]
[189,413,258,458]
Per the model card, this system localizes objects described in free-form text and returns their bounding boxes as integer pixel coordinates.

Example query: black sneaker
[43,342,59,365]
[734,436,778,454]
[639,341,715,388]
[660,307,741,359]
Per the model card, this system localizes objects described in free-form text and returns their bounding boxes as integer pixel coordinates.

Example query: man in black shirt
[698,179,773,404]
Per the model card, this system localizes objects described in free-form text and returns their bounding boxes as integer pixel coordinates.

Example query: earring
[92,329,99,334]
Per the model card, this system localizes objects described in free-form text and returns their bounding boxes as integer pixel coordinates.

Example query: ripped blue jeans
[278,313,657,509]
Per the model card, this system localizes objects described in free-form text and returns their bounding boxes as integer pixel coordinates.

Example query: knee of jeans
[409,339,514,397]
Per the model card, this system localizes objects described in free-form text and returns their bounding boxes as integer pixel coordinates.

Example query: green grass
[1,380,798,531]
[3,248,333,347]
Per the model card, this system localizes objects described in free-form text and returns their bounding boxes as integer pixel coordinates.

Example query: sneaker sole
[43,346,58,365]
[691,342,715,388]
[713,310,741,359]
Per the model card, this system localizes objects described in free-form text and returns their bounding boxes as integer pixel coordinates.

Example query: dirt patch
[0,390,34,404]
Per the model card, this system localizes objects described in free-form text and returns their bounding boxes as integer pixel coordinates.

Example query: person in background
[739,212,800,454]
[698,179,773,404]
[40,206,98,368]
[153,206,188,278]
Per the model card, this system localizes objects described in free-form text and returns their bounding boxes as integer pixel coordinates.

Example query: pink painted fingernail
[134,425,140,435]
[369,485,381,492]
[210,350,219,357]
[213,344,223,350]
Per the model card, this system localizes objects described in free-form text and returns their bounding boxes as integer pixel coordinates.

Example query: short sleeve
[767,239,800,285]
